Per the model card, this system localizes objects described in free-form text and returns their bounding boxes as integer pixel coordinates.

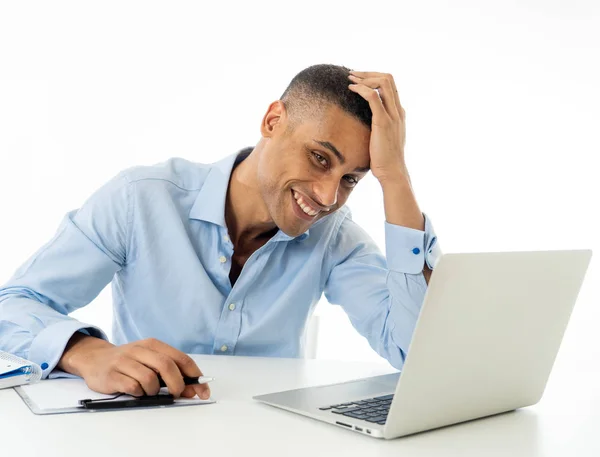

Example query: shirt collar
[189,148,310,242]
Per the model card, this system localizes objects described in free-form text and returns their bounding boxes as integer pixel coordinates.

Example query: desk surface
[1,354,599,457]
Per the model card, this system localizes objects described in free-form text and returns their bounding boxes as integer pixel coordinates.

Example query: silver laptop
[254,250,592,439]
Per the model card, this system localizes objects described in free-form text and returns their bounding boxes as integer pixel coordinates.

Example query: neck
[225,146,277,248]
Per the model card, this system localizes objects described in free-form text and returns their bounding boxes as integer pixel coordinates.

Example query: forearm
[379,167,432,283]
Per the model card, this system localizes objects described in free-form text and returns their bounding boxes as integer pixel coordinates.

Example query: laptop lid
[385,250,592,438]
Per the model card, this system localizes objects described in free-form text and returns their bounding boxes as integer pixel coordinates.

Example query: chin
[274,214,309,238]
[277,223,306,238]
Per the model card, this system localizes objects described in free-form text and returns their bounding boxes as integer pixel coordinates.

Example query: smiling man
[0,64,440,401]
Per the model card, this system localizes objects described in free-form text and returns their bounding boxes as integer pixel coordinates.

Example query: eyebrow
[313,139,370,173]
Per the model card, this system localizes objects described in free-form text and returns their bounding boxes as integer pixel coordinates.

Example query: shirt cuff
[27,319,108,379]
[385,212,441,275]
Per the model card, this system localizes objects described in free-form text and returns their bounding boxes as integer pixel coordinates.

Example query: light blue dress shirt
[0,149,441,378]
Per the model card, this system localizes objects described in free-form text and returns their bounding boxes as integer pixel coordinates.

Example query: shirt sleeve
[0,171,132,378]
[323,211,441,370]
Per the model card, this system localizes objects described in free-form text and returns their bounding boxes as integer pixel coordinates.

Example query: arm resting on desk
[0,172,131,378]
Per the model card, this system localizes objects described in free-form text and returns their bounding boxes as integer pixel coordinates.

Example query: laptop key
[319,406,333,410]
[333,407,361,414]
[343,411,366,419]
[373,394,394,401]
[365,415,388,423]
[377,420,387,425]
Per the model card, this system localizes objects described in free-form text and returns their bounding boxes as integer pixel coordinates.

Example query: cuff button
[412,247,421,255]
[41,363,49,370]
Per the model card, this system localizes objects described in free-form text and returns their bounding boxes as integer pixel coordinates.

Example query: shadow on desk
[378,408,541,454]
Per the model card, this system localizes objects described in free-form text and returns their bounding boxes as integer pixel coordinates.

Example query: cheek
[336,188,352,206]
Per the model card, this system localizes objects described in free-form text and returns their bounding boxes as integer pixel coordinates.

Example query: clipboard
[14,377,215,415]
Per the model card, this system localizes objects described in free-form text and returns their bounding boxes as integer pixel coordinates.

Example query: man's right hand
[57,333,211,399]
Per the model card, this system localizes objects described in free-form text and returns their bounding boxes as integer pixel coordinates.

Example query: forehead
[292,104,371,165]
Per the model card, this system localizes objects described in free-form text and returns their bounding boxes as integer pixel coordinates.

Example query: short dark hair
[280,64,372,131]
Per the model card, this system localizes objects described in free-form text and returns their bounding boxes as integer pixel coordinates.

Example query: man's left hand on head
[348,71,408,183]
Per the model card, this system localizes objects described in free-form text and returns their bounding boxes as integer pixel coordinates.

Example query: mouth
[291,189,321,221]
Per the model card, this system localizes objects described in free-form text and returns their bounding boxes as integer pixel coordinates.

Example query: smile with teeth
[293,191,320,217]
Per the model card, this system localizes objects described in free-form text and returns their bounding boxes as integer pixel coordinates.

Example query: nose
[312,176,339,209]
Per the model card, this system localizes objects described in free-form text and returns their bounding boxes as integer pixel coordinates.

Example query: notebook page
[0,351,42,389]
[0,351,28,374]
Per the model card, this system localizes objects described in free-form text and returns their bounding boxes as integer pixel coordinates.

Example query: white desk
[1,354,599,457]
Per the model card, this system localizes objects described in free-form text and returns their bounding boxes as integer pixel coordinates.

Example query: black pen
[157,375,214,388]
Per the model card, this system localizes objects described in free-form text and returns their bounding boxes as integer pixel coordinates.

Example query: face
[257,101,371,237]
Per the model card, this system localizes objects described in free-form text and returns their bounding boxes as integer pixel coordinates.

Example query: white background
[0,1,598,374]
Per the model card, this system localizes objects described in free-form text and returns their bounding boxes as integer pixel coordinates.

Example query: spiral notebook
[0,351,42,390]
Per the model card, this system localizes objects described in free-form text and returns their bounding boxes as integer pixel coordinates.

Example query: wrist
[377,168,411,190]
[58,333,114,377]
[374,162,409,187]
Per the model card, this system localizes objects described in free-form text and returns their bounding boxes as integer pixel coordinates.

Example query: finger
[182,383,211,400]
[350,71,403,118]
[140,338,203,378]
[191,382,211,400]
[114,355,161,396]
[348,74,399,119]
[348,83,390,126]
[349,70,385,78]
[181,385,198,398]
[128,344,186,397]
[109,371,145,397]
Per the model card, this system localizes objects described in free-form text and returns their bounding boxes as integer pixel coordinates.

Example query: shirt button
[228,303,236,311]
[219,255,227,263]
[220,345,228,352]
[224,236,230,243]
[412,247,421,255]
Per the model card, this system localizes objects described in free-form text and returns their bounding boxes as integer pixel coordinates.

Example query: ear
[260,100,287,138]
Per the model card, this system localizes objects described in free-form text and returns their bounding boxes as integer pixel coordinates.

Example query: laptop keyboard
[318,394,394,425]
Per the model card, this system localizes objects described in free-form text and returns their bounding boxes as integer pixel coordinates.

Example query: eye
[343,175,358,187]
[312,152,329,168]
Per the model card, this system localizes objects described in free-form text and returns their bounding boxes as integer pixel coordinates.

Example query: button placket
[212,242,275,355]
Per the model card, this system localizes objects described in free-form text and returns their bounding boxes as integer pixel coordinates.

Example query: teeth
[293,191,319,216]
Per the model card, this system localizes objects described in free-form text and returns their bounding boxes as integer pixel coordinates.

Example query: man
[0,64,440,401]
